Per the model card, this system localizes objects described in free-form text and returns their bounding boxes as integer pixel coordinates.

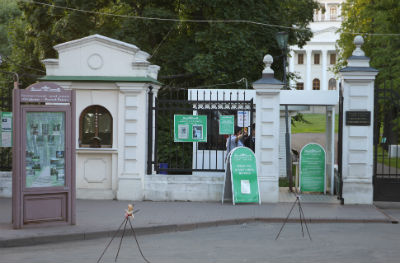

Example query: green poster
[219,115,234,135]
[25,112,66,188]
[174,115,207,142]
[0,112,12,147]
[299,143,326,193]
[230,147,260,204]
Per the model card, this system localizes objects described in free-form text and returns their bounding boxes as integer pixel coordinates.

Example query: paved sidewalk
[0,198,396,248]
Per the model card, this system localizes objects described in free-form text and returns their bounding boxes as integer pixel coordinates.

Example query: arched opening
[329,78,337,90]
[79,105,113,148]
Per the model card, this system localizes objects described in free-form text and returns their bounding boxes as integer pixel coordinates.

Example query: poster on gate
[237,111,250,127]
[174,115,207,142]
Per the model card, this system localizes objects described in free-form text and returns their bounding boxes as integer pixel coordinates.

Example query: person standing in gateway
[244,123,255,152]
[226,126,245,161]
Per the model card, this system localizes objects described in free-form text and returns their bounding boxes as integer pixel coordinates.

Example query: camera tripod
[97,209,151,263]
[275,192,312,241]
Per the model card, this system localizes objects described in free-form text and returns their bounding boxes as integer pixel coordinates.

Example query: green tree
[338,0,400,82]
[338,0,400,144]
[0,0,21,56]
[6,0,318,88]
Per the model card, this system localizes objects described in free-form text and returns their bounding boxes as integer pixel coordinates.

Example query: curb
[0,217,393,248]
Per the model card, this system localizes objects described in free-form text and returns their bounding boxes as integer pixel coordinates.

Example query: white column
[325,3,330,21]
[253,55,282,203]
[306,50,312,90]
[339,36,378,204]
[322,49,328,90]
[289,50,295,89]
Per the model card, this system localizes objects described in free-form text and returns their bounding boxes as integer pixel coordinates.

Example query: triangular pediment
[42,34,160,79]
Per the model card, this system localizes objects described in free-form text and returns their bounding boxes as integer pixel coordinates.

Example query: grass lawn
[377,147,400,169]
[292,113,339,134]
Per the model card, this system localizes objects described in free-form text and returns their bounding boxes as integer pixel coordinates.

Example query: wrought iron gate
[373,79,400,201]
[147,87,254,175]
[336,82,344,203]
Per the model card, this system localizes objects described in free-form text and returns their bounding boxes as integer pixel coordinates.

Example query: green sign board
[299,143,326,193]
[225,147,260,204]
[174,115,207,142]
[219,115,234,135]
[0,112,12,147]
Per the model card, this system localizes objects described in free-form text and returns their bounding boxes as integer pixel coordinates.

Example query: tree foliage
[338,0,400,143]
[338,0,400,83]
[4,0,318,88]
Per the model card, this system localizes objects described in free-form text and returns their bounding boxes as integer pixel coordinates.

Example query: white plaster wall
[144,174,224,201]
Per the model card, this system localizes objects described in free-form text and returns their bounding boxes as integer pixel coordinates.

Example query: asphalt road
[1,222,400,263]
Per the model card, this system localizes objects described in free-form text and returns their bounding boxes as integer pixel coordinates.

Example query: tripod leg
[298,201,312,241]
[275,198,298,240]
[298,200,305,237]
[115,218,128,262]
[128,217,151,263]
[97,218,127,263]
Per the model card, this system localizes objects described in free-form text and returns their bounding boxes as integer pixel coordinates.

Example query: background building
[288,0,344,92]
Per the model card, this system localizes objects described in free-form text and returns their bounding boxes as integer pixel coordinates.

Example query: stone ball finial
[352,35,365,56]
[354,35,364,46]
[262,54,274,74]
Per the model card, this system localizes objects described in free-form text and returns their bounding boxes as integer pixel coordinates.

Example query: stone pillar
[115,83,160,200]
[322,49,328,90]
[339,36,378,204]
[253,55,283,203]
[306,50,312,90]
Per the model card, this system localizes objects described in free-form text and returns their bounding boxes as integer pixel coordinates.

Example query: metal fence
[147,87,255,175]
[373,79,400,201]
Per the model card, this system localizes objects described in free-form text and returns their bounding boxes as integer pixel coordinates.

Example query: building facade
[288,0,344,91]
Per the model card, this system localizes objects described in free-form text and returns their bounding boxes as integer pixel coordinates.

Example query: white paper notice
[241,180,251,194]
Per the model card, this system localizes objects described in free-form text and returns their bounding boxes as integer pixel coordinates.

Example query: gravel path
[291,133,338,162]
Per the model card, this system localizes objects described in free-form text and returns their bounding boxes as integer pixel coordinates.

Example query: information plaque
[174,115,207,142]
[345,111,371,126]
[299,143,326,193]
[219,115,234,135]
[223,147,260,204]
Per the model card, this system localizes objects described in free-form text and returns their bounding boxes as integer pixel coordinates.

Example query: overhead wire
[19,0,306,31]
[18,0,400,37]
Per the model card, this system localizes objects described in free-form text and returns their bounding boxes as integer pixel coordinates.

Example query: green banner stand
[222,147,260,204]
[219,115,234,135]
[299,143,326,193]
[174,115,207,142]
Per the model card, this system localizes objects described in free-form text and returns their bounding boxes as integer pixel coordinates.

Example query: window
[298,53,304,64]
[330,53,336,65]
[79,105,112,148]
[313,79,320,90]
[329,78,337,90]
[296,82,304,90]
[330,6,337,20]
[314,53,320,65]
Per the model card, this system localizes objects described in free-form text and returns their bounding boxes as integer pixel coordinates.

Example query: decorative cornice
[39,75,162,85]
